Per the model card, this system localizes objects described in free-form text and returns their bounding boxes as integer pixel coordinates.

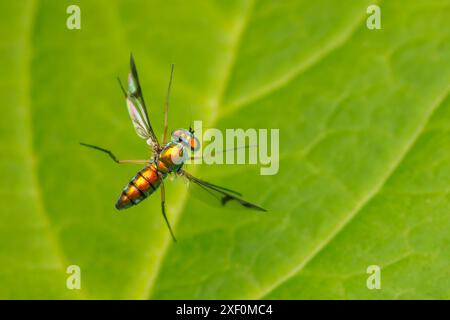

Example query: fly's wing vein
[121,54,160,147]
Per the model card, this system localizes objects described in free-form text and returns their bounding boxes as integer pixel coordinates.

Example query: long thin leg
[189,145,257,161]
[162,64,175,144]
[80,142,150,164]
[159,173,177,242]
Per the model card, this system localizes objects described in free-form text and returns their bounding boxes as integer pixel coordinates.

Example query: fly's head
[171,128,200,153]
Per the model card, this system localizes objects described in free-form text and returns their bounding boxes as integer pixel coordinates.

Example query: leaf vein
[257,84,450,299]
[222,0,381,117]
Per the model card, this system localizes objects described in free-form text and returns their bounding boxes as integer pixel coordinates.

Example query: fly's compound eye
[189,135,200,152]
[171,129,189,144]
[171,128,200,152]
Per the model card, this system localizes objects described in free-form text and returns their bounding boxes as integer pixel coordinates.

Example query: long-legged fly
[81,55,266,241]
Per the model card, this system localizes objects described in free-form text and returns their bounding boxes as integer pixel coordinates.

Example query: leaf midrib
[139,0,257,300]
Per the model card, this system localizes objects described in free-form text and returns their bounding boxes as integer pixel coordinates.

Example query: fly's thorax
[158,142,187,172]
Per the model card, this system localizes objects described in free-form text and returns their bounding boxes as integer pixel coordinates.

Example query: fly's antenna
[188,105,194,134]
[117,77,127,97]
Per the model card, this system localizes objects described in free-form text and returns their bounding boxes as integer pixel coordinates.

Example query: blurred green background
[1,0,450,299]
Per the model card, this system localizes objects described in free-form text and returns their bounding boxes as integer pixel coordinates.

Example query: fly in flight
[81,55,266,241]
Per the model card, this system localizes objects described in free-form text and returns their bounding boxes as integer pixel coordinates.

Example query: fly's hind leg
[158,172,177,242]
[80,142,150,164]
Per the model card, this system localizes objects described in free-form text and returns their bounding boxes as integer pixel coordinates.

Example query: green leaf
[2,0,450,299]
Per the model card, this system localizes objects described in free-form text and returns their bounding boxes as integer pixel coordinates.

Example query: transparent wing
[120,54,160,147]
[126,97,152,139]
[180,170,267,212]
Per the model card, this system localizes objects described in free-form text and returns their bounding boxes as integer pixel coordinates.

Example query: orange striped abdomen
[115,163,162,209]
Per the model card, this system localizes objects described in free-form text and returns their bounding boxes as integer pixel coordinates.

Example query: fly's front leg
[162,64,174,144]
[158,172,177,242]
[80,142,150,164]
